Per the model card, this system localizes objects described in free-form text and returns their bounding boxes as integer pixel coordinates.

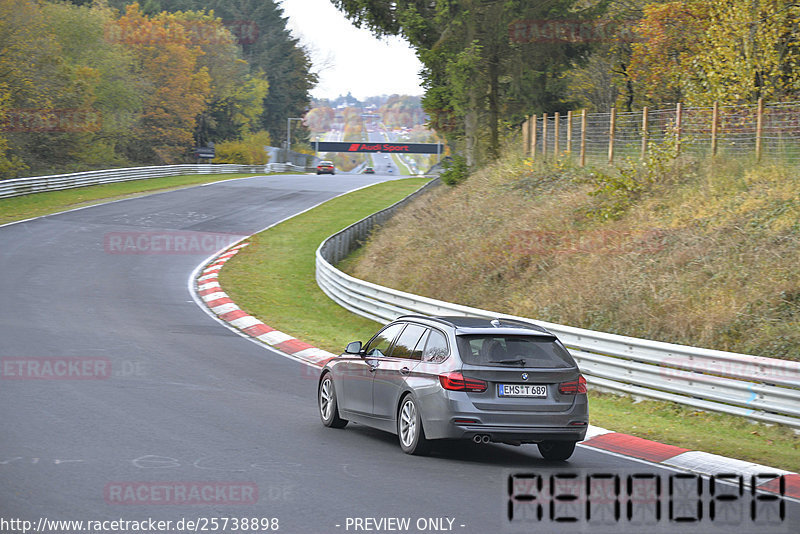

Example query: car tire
[318,374,348,428]
[537,440,576,461]
[397,395,430,455]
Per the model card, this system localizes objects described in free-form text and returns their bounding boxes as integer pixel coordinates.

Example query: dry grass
[347,154,800,359]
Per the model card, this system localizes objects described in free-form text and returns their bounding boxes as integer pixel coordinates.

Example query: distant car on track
[364,166,375,174]
[316,161,335,175]
[317,315,588,458]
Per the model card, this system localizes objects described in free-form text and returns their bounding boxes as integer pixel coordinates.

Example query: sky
[278,0,424,101]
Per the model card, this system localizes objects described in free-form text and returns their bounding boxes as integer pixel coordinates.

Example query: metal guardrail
[316,180,800,429]
[0,164,278,200]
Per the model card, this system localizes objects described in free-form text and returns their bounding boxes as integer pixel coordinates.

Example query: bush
[213,131,271,164]
[439,154,469,185]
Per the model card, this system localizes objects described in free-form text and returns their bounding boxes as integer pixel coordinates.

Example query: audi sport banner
[312,141,444,154]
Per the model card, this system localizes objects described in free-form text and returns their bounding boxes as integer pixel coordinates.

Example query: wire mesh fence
[522,100,800,166]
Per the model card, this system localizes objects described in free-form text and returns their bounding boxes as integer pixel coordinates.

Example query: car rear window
[456,335,575,368]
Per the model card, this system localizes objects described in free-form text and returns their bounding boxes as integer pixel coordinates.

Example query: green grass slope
[347,154,800,360]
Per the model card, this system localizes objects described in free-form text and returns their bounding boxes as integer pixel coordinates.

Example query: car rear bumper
[418,389,588,442]
[450,423,587,443]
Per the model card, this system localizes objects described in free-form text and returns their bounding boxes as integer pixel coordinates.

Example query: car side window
[363,323,404,358]
[389,324,428,360]
[422,329,449,363]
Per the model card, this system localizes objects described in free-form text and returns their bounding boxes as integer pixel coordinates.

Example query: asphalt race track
[1,174,796,534]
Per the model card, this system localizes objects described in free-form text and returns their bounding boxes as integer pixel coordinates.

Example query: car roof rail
[396,314,458,328]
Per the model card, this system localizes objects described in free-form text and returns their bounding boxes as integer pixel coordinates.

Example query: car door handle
[369,364,379,373]
[400,367,410,375]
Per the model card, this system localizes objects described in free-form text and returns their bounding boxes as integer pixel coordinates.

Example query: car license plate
[498,384,547,397]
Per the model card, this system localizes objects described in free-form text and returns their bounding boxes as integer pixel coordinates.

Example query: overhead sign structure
[312,141,444,154]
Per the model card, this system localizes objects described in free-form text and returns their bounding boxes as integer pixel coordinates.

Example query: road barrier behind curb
[0,163,306,199]
[316,179,800,429]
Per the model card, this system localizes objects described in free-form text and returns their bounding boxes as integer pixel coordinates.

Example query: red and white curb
[196,243,337,368]
[195,243,799,501]
[580,427,799,499]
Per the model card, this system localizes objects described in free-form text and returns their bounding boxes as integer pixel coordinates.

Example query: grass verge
[219,177,430,353]
[0,173,264,224]
[218,175,798,472]
[589,391,799,472]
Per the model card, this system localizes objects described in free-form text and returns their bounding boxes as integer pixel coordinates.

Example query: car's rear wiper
[493,358,526,365]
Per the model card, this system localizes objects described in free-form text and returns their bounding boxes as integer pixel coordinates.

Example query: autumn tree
[133,0,317,149]
[628,1,709,106]
[689,0,800,104]
[169,10,269,145]
[0,0,65,176]
[110,4,212,163]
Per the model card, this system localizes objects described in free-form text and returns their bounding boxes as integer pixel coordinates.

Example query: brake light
[558,375,587,394]
[439,372,487,392]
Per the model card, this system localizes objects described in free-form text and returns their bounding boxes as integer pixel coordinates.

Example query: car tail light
[439,372,487,392]
[558,375,587,395]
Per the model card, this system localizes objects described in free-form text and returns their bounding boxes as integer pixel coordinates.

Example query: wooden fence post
[554,112,560,157]
[608,107,616,165]
[522,118,529,156]
[566,110,573,155]
[580,109,587,167]
[675,102,682,156]
[641,106,648,160]
[755,97,764,162]
[531,114,537,161]
[711,101,718,157]
[542,112,548,160]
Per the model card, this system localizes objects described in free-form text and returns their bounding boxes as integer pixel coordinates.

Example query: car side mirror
[345,341,363,354]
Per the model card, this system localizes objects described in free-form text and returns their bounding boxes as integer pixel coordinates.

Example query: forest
[2,1,797,178]
[0,0,316,178]
[333,0,799,167]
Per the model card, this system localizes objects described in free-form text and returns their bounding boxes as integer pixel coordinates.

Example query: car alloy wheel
[397,396,429,455]
[319,374,347,428]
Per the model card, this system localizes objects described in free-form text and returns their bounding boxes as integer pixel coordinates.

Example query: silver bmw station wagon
[317,315,588,459]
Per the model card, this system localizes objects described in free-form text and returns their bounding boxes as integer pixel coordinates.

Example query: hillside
[346,154,800,360]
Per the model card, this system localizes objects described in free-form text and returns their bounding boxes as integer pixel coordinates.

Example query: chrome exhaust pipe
[473,434,492,444]
[473,435,483,444]
[481,435,491,444]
